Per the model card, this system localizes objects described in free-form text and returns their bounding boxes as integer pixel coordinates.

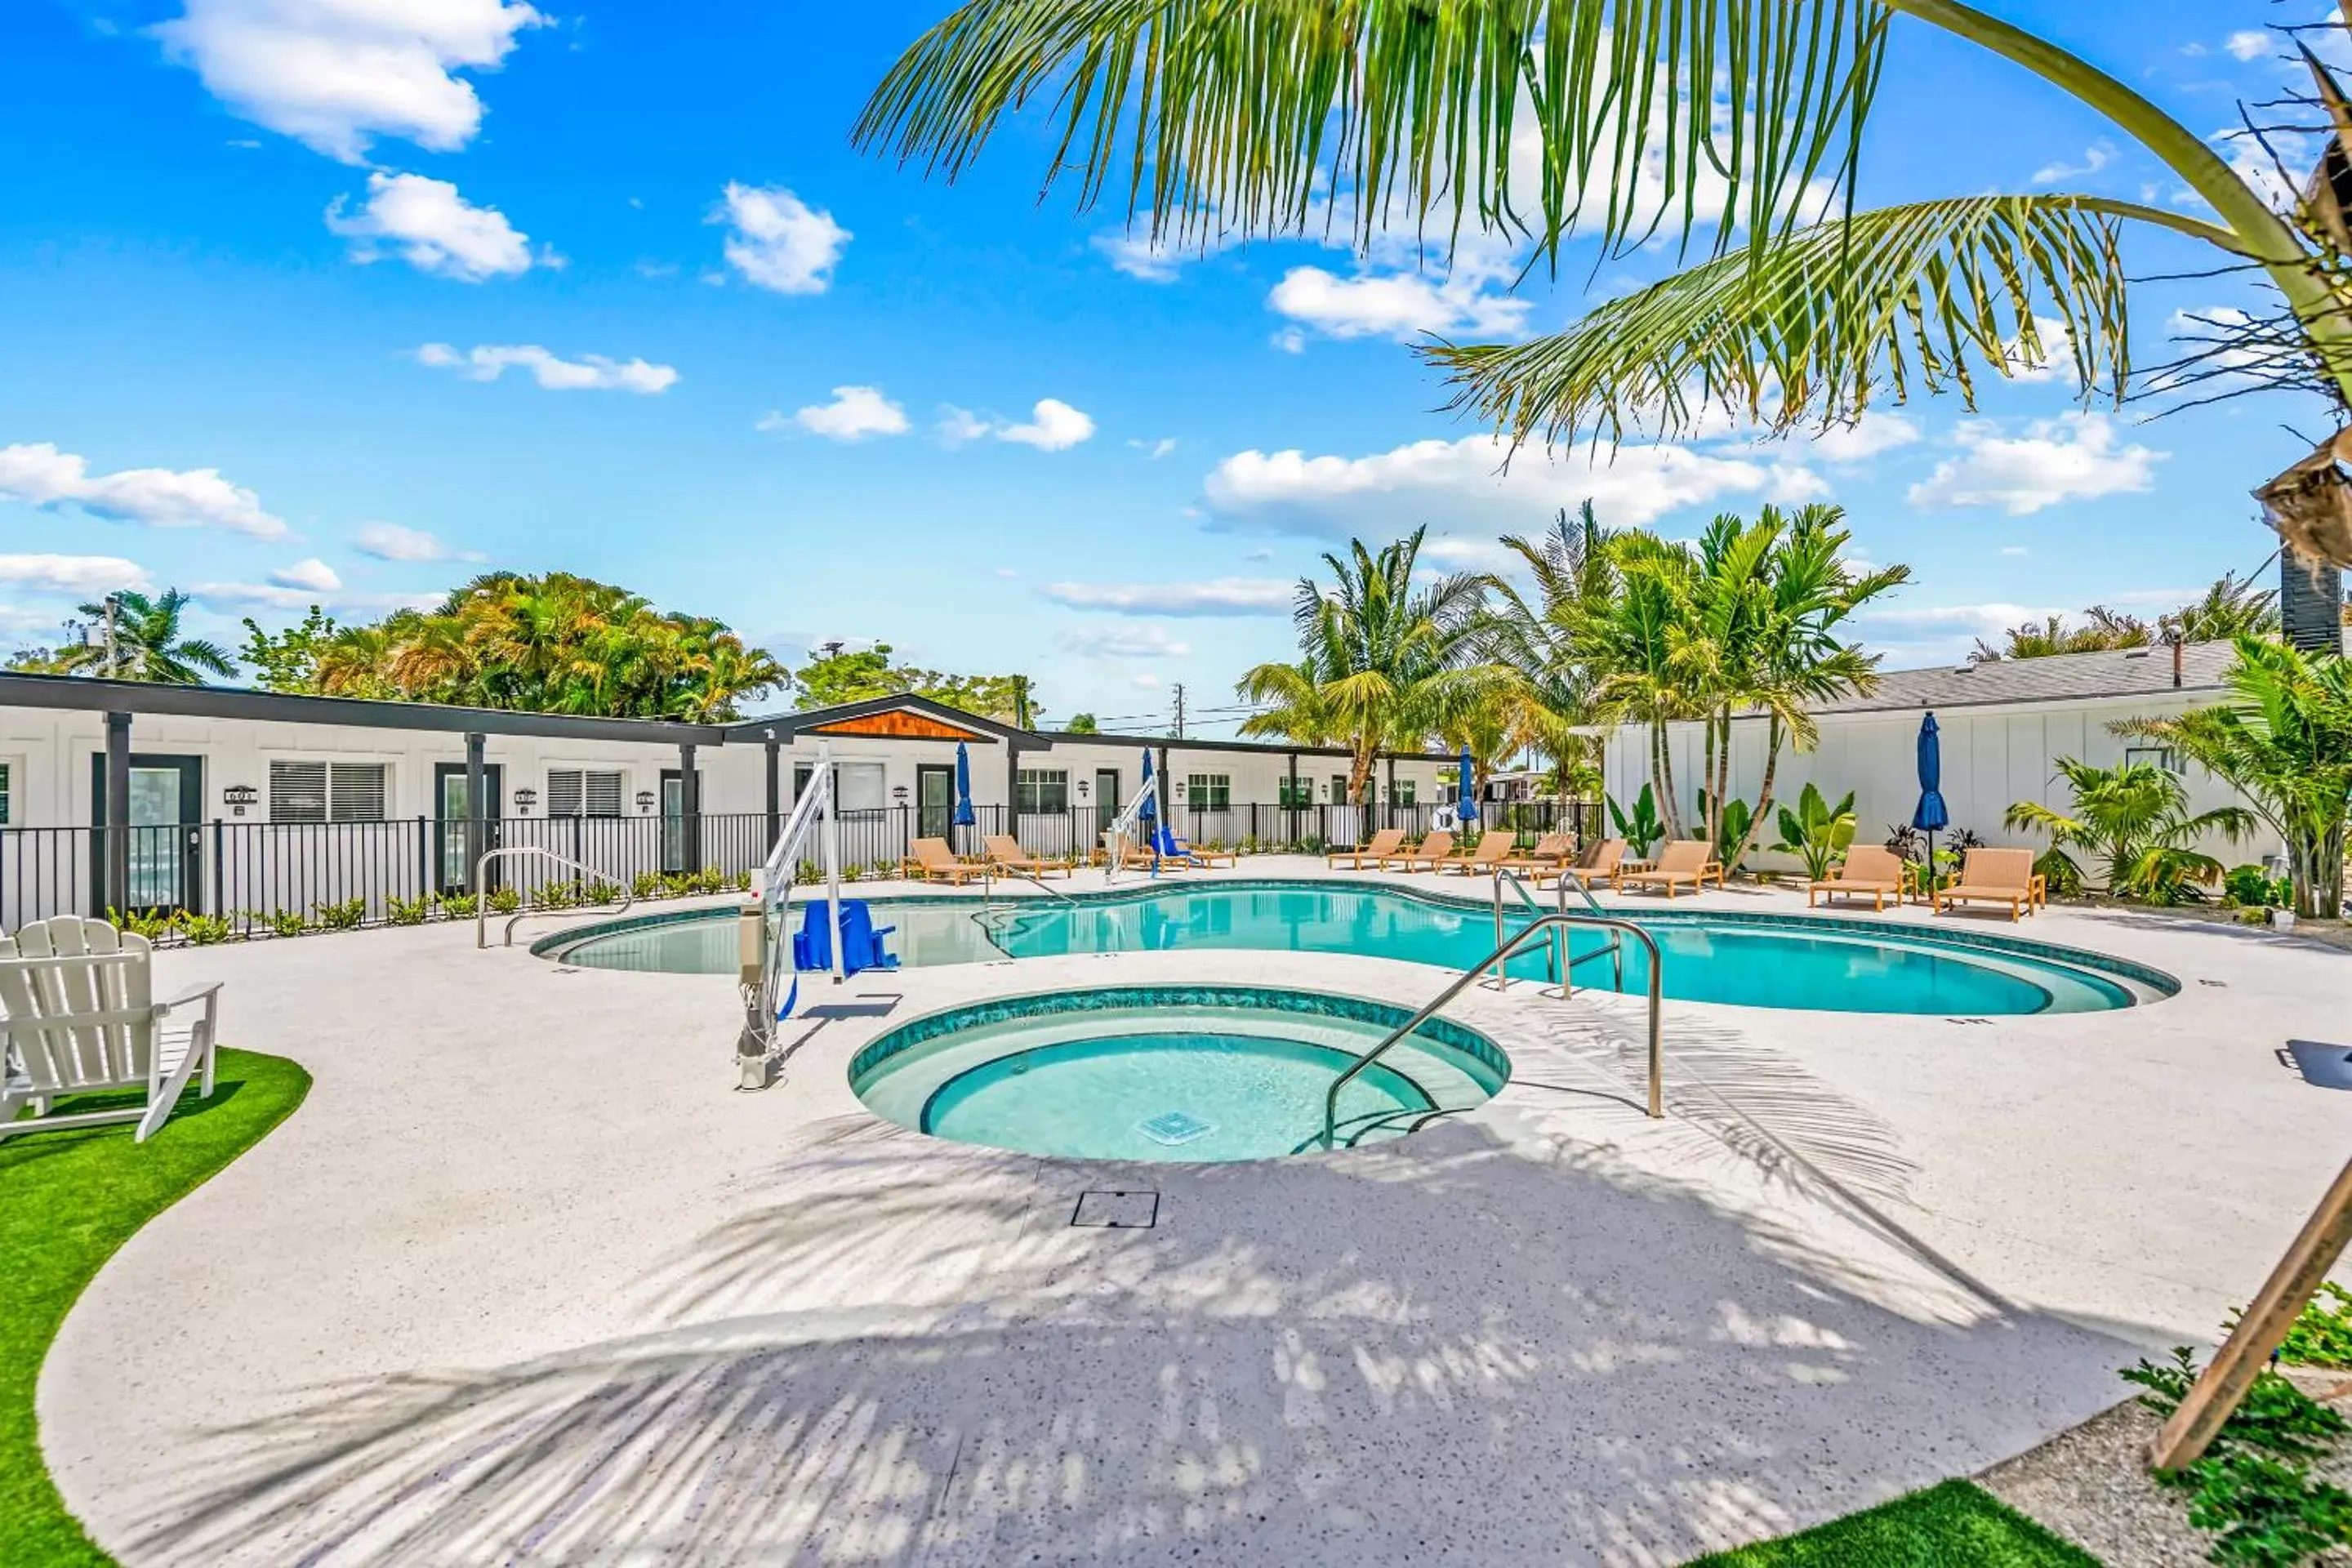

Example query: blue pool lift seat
[792,899,899,977]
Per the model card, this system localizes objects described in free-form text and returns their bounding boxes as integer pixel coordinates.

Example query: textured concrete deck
[39,862,2352,1565]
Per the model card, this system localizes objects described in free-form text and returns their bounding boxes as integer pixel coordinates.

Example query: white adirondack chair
[0,915,222,1144]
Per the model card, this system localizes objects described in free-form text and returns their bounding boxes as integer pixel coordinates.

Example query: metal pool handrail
[474,845,635,948]
[1492,867,1624,998]
[1319,911,1665,1147]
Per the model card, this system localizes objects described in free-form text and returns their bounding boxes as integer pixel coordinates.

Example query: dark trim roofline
[719,693,1031,746]
[0,671,717,744]
[0,672,1457,762]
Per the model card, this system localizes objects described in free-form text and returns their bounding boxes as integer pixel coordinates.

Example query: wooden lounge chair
[1326,828,1405,869]
[1808,844,1913,912]
[1616,839,1723,898]
[1,915,220,1145]
[1434,834,1517,875]
[900,836,989,884]
[1543,838,1626,892]
[1383,831,1455,871]
[1499,832,1575,874]
[1172,836,1237,868]
[983,834,1071,879]
[1931,847,2045,921]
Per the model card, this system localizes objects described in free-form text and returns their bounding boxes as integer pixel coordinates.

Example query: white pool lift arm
[737,739,843,1085]
[1102,770,1161,884]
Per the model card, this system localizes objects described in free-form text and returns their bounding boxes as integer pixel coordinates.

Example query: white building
[0,674,1455,926]
[1597,640,2280,872]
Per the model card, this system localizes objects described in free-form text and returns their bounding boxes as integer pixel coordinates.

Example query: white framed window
[792,761,888,812]
[1186,773,1231,812]
[1392,779,1417,806]
[271,760,388,822]
[2123,746,2180,774]
[546,768,625,816]
[1017,768,1069,813]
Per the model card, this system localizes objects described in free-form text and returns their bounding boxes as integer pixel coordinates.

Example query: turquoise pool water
[850,987,1512,1161]
[541,880,2164,1014]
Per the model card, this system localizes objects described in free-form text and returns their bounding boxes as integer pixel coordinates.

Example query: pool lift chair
[738,740,867,1089]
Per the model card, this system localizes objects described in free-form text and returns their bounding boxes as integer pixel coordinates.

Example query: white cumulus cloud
[0,441,287,537]
[998,399,1095,451]
[786,385,908,442]
[1268,263,1530,342]
[1062,625,1194,658]
[153,0,546,163]
[415,342,679,393]
[269,558,341,592]
[0,554,151,595]
[1205,434,1815,537]
[2225,29,2268,62]
[327,172,537,281]
[714,183,849,295]
[1907,413,2163,516]
[1788,412,1923,464]
[354,521,474,562]
[1040,579,1294,616]
[2030,143,2114,185]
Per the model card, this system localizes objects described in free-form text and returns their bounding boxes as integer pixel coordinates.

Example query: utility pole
[1170,683,1187,739]
[102,594,120,679]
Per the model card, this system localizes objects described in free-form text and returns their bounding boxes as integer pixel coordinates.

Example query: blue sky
[0,0,2328,736]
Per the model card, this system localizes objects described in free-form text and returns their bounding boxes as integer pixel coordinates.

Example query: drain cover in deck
[1071,1190,1160,1228]
[1138,1111,1213,1146]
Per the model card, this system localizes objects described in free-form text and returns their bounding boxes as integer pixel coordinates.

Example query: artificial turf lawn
[0,1049,310,1566]
[1687,1479,2101,1566]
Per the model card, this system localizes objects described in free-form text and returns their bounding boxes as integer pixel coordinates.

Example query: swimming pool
[537,879,2172,1014]
[850,985,1512,1161]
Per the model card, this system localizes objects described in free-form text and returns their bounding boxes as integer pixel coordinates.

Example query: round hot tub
[849,985,1511,1162]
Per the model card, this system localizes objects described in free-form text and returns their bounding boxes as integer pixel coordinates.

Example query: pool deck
[41,859,2352,1565]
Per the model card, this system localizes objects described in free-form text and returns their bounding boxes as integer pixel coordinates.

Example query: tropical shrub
[1773,785,1857,880]
[1607,784,1665,858]
[583,878,622,906]
[2224,865,2292,910]
[2125,1347,2352,1566]
[630,871,663,900]
[2121,638,2352,919]
[386,893,434,925]
[109,906,176,941]
[535,880,581,911]
[2007,758,2253,902]
[178,912,234,945]
[488,886,522,915]
[256,907,308,939]
[314,896,368,931]
[440,892,479,919]
[733,870,756,893]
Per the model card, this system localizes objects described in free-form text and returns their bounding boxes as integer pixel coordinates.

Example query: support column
[763,733,782,850]
[1003,741,1022,850]
[464,732,487,892]
[1384,755,1397,830]
[679,741,702,871]
[1157,743,1173,844]
[104,710,131,917]
[1285,751,1298,849]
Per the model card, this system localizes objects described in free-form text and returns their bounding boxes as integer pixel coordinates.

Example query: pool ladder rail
[472,844,636,949]
[1319,910,1664,1149]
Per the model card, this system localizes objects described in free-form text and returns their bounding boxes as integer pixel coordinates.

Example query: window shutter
[270,760,328,822]
[546,769,585,816]
[329,764,387,822]
[585,771,623,816]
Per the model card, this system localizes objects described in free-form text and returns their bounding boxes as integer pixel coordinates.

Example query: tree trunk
[1348,747,1374,808]
[1726,715,1783,872]
[1699,713,1719,853]
[1653,720,1685,838]
[2291,821,2347,919]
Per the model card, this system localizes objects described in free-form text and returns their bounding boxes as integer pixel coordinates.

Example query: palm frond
[1430,194,2130,446]
[856,0,1891,265]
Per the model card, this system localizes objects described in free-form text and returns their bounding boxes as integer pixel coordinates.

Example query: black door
[1094,768,1120,839]
[434,762,504,892]
[915,764,955,843]
[90,754,203,915]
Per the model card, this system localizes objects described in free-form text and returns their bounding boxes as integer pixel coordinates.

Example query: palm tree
[858,3,2352,566]
[2162,572,2281,644]
[1481,503,1623,797]
[2118,637,2352,918]
[58,590,235,685]
[2004,758,2254,902]
[1237,527,1494,804]
[1972,608,2154,663]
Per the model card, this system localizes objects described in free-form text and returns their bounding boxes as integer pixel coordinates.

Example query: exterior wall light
[222,783,259,817]
[512,787,538,814]
[636,790,657,814]
[1076,778,1089,799]
[892,784,908,801]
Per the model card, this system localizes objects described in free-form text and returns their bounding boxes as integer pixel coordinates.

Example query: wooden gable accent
[810,709,986,742]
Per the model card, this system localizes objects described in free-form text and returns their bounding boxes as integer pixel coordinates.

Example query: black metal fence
[0,800,1603,939]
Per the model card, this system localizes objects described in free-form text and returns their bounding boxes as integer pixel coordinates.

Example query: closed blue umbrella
[1912,712,1949,891]
[951,742,975,853]
[1456,748,1479,827]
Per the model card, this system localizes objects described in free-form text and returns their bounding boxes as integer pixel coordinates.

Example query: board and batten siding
[1600,690,2275,873]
